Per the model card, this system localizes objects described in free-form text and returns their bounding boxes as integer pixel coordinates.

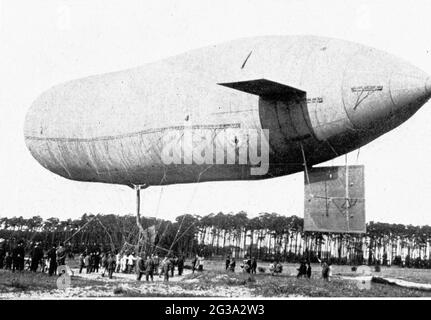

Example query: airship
[24,35,431,187]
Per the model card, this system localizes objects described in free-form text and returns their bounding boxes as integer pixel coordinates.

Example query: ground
[1,259,431,298]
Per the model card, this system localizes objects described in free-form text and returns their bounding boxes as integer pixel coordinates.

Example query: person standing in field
[251,257,257,274]
[225,255,231,271]
[107,253,116,279]
[120,253,128,273]
[56,243,66,266]
[229,258,236,272]
[306,262,312,279]
[89,252,95,273]
[321,261,330,281]
[78,252,86,274]
[101,253,108,277]
[30,242,43,272]
[197,255,204,272]
[93,250,100,273]
[297,260,307,278]
[169,255,176,277]
[145,255,155,282]
[243,256,251,274]
[47,245,57,276]
[12,242,25,272]
[161,257,171,281]
[127,252,136,273]
[115,252,121,273]
[0,238,6,269]
[4,251,12,270]
[177,255,184,276]
[152,254,160,275]
[327,262,333,282]
[191,255,198,274]
[84,253,91,274]
[136,254,146,281]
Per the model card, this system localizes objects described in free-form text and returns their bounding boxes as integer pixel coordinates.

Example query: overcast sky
[1,0,431,226]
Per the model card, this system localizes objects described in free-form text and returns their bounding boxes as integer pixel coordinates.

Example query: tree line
[1,212,431,268]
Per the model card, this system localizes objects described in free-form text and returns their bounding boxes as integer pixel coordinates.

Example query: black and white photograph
[1,0,431,306]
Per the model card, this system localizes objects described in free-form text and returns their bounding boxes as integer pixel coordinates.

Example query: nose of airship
[427,77,431,96]
[342,47,431,130]
[389,72,431,110]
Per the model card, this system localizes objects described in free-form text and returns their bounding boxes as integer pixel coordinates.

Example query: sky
[1,0,431,226]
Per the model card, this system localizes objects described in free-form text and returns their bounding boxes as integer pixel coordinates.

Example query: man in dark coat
[251,257,257,274]
[152,254,160,275]
[297,260,307,278]
[56,243,66,266]
[4,251,12,270]
[12,242,25,272]
[169,255,176,277]
[136,255,146,281]
[243,256,252,274]
[93,250,100,273]
[0,238,6,269]
[229,258,236,272]
[321,261,330,281]
[30,243,44,272]
[78,252,86,274]
[177,255,184,276]
[306,262,312,278]
[162,257,172,282]
[145,256,155,282]
[47,245,57,276]
[225,255,231,271]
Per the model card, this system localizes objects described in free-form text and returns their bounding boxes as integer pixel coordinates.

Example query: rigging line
[169,164,215,251]
[324,139,350,192]
[94,216,117,252]
[123,239,170,253]
[324,139,340,158]
[63,215,98,244]
[153,220,170,254]
[121,224,138,252]
[300,142,310,185]
[169,218,200,249]
[153,168,168,235]
[145,167,170,253]
[155,168,168,213]
[166,128,218,252]
[153,188,164,226]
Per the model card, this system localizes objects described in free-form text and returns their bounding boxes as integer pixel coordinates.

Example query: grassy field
[1,259,431,298]
[0,269,108,297]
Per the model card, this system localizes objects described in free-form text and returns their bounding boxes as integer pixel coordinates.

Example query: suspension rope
[300,142,311,185]
[169,164,214,252]
[63,216,98,244]
[153,221,171,254]
[94,216,117,252]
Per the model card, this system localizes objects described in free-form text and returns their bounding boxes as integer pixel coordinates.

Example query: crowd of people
[225,255,257,274]
[223,253,333,281]
[295,258,333,281]
[78,251,189,281]
[0,237,210,282]
[1,237,334,282]
[0,238,69,276]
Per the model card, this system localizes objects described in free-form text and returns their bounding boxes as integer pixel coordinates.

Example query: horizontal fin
[218,78,305,99]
